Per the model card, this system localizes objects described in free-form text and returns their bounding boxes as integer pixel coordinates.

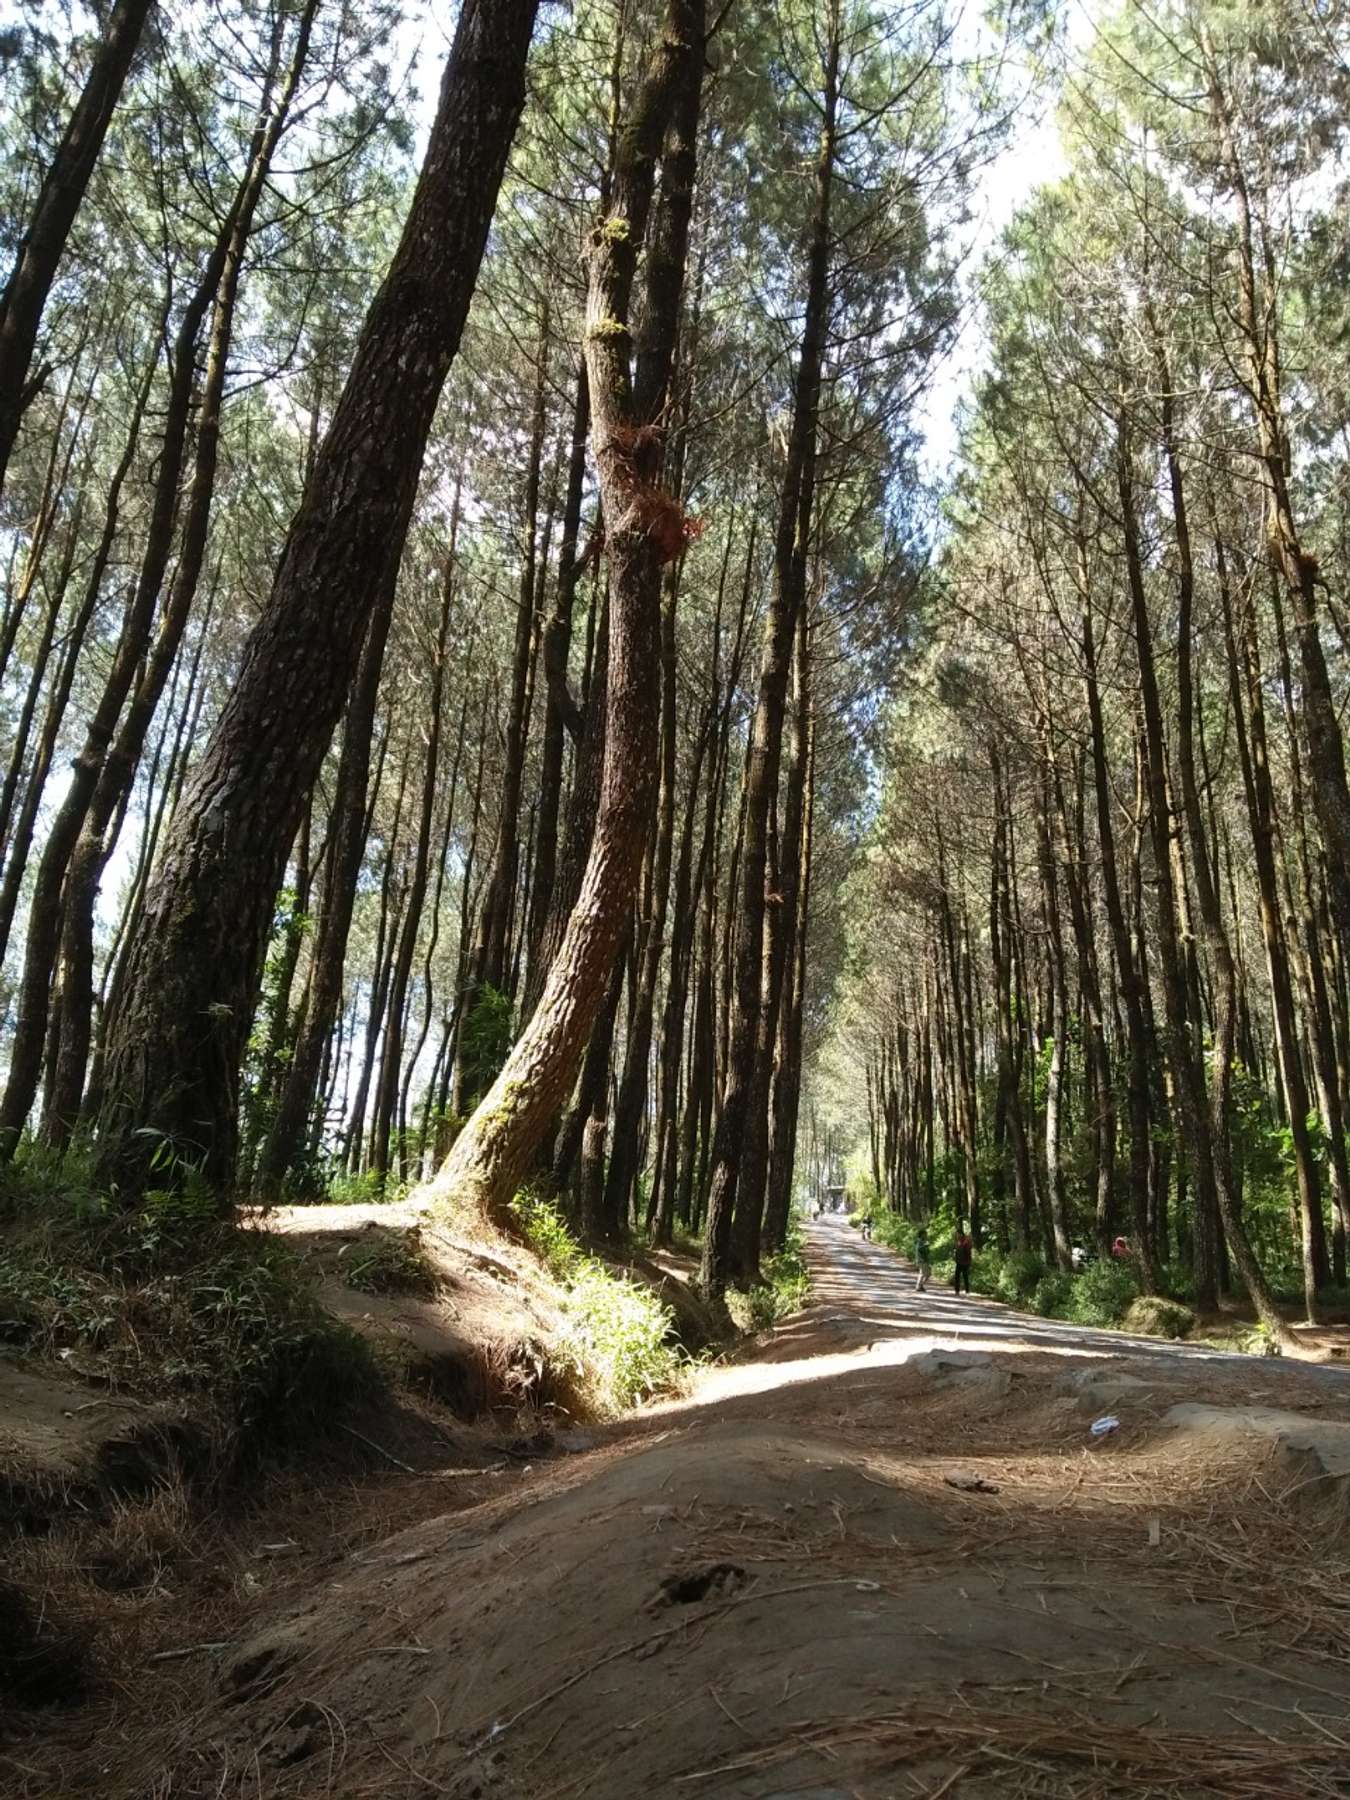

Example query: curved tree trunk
[429,0,707,1228]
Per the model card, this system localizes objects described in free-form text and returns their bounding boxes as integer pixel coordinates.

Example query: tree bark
[44,5,316,1142]
[372,560,454,1178]
[702,4,837,1297]
[428,0,707,1228]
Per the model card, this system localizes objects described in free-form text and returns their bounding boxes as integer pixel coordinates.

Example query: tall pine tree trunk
[429,0,707,1227]
[702,8,837,1297]
[95,1,541,1194]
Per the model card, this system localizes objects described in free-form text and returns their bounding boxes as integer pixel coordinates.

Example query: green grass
[729,1226,811,1332]
[510,1191,683,1415]
[0,1162,383,1461]
[323,1167,407,1206]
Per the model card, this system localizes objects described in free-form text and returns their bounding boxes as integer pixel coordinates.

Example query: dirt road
[102,1221,1350,1797]
[800,1216,1264,1362]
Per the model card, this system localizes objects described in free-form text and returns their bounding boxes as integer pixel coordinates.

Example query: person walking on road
[913,1227,931,1292]
[953,1229,973,1295]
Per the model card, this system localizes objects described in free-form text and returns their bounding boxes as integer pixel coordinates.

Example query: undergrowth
[322,1166,408,1206]
[728,1225,811,1332]
[342,1224,438,1296]
[0,1159,383,1465]
[510,1191,682,1415]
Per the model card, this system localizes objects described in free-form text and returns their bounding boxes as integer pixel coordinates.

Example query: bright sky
[916,103,1067,480]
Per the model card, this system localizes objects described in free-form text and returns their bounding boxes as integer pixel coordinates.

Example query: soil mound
[123,1388,1350,1799]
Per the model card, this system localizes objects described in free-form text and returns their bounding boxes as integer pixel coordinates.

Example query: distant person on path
[860,1215,872,1241]
[913,1227,931,1292]
[953,1229,973,1295]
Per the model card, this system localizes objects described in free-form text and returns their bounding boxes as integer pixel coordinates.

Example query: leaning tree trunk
[428,0,707,1229]
[94,1,541,1196]
[0,0,156,498]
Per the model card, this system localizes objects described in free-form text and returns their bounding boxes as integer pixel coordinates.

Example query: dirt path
[45,1224,1350,1798]
[803,1217,1347,1363]
[797,1218,1264,1361]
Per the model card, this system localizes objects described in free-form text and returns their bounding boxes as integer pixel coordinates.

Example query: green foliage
[734,1226,811,1332]
[458,985,515,1107]
[997,1249,1045,1304]
[867,1209,916,1256]
[0,1137,105,1227]
[324,1166,405,1206]
[1243,1319,1286,1357]
[511,1190,584,1281]
[510,1192,681,1416]
[1030,1270,1074,1318]
[1064,1259,1139,1327]
[343,1227,438,1297]
[558,1261,681,1414]
[139,1182,220,1248]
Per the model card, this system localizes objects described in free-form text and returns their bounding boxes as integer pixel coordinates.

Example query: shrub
[559,1262,680,1412]
[970,1246,1003,1296]
[1066,1259,1139,1327]
[325,1167,404,1206]
[997,1249,1045,1304]
[511,1191,585,1281]
[736,1228,811,1331]
[1122,1295,1195,1340]
[511,1191,681,1416]
[869,1211,913,1256]
[1029,1270,1073,1318]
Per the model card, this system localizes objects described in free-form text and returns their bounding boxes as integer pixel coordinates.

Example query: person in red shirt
[953,1229,974,1295]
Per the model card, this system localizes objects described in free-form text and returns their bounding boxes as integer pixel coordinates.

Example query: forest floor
[10,1218,1350,1799]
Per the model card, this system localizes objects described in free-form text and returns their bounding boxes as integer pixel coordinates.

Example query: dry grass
[668,1702,1349,1798]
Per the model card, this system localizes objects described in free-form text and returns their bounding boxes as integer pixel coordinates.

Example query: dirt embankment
[0,1198,724,1739]
[10,1230,1350,1800]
